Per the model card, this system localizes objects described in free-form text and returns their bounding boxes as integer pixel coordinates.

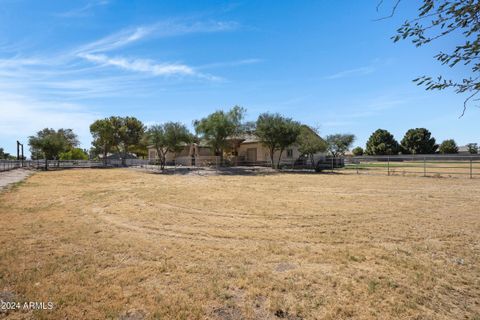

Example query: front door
[246,148,257,163]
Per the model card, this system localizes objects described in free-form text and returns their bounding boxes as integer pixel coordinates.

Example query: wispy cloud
[325,66,375,80]
[56,0,110,18]
[79,53,196,77]
[75,20,238,55]
[197,58,262,70]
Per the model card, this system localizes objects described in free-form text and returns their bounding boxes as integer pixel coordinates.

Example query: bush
[352,146,364,156]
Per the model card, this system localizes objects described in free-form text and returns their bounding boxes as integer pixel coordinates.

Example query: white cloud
[56,0,111,18]
[79,53,195,76]
[325,66,375,80]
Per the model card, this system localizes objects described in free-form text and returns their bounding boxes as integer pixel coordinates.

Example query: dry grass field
[0,169,479,319]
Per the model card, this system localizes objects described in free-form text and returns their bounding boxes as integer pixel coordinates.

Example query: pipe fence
[344,154,480,179]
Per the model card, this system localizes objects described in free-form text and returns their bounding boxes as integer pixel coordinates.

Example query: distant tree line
[351,128,478,156]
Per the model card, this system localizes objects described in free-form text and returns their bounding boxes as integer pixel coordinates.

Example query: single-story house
[148,130,327,166]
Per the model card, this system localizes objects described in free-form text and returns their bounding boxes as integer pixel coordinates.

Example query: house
[147,130,327,166]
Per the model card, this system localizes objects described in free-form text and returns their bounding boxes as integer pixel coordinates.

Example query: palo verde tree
[383,0,480,115]
[256,113,301,168]
[28,128,79,170]
[365,129,400,155]
[193,106,246,162]
[400,128,438,154]
[325,134,355,157]
[146,122,191,170]
[438,139,459,154]
[297,125,327,167]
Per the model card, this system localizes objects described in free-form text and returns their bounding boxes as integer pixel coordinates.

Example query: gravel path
[0,169,33,190]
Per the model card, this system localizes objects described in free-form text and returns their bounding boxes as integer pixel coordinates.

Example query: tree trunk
[277,149,284,169]
[309,154,315,167]
[44,158,48,171]
[103,144,107,166]
[269,147,275,169]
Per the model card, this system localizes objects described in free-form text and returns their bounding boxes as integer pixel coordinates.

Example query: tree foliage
[194,106,245,161]
[352,146,364,156]
[90,116,145,164]
[0,148,15,160]
[390,0,480,115]
[365,129,400,155]
[59,148,89,160]
[325,134,355,157]
[146,122,192,169]
[28,128,79,169]
[400,128,438,154]
[438,139,459,154]
[256,113,301,168]
[90,118,116,162]
[297,126,327,166]
[467,142,478,154]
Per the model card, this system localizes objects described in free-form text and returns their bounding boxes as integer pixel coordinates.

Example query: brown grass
[0,169,479,319]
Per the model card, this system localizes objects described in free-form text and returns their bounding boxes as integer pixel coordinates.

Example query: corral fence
[2,155,479,179]
[344,154,480,179]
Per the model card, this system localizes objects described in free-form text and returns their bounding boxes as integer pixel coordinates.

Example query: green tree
[0,148,15,160]
[194,106,245,162]
[352,146,364,156]
[438,139,459,154]
[90,118,116,164]
[28,128,79,169]
[256,113,301,168]
[388,0,480,115]
[297,126,327,167]
[365,129,400,155]
[59,148,89,160]
[467,143,478,154]
[112,116,145,165]
[146,122,192,170]
[325,134,355,157]
[400,128,438,154]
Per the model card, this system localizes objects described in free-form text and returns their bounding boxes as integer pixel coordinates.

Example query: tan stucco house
[148,131,326,166]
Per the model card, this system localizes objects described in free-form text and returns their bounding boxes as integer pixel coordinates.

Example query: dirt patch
[0,169,33,190]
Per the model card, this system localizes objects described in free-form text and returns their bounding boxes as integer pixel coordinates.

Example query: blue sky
[0,0,478,155]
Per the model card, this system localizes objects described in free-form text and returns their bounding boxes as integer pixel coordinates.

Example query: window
[286,149,293,158]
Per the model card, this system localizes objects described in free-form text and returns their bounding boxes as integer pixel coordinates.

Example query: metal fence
[344,154,480,179]
[2,155,480,179]
[0,160,24,172]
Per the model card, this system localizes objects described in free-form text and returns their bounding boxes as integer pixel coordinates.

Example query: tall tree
[146,122,191,170]
[297,126,327,167]
[386,0,480,115]
[28,128,79,170]
[90,118,116,164]
[194,106,245,162]
[112,116,145,165]
[256,113,301,168]
[365,129,400,155]
[438,139,459,154]
[325,134,355,157]
[400,128,438,154]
